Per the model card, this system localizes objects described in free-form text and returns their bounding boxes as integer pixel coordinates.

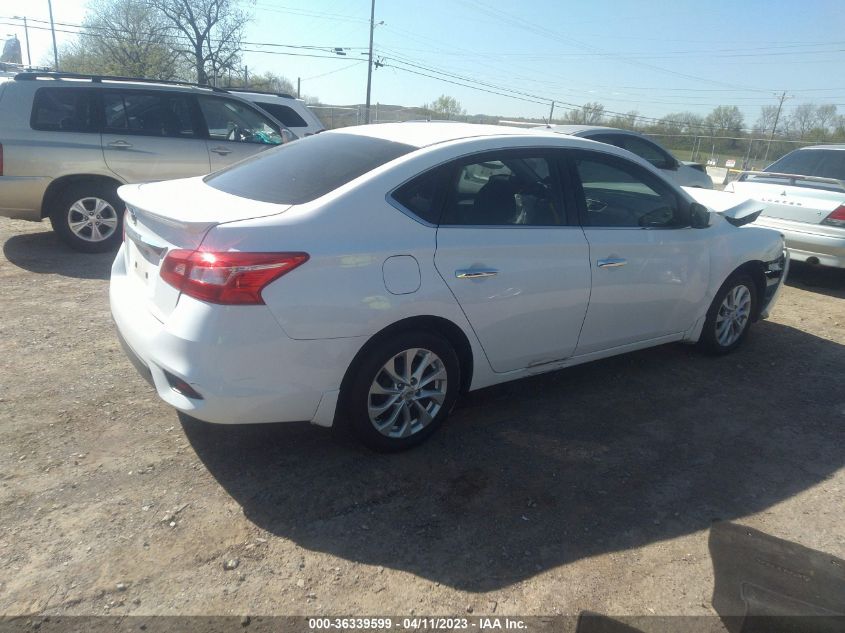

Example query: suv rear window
[205,133,415,204]
[255,102,309,128]
[31,88,95,132]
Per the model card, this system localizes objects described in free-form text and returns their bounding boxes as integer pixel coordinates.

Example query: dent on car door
[196,96,288,171]
[568,150,711,355]
[431,151,591,373]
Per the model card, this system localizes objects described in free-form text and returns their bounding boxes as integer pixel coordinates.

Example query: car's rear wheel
[343,331,460,451]
[49,182,123,253]
[699,273,757,354]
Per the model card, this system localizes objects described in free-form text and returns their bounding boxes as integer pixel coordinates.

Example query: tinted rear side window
[256,102,308,128]
[31,88,95,132]
[205,133,415,204]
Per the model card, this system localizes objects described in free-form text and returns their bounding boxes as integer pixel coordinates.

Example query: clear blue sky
[4,0,845,127]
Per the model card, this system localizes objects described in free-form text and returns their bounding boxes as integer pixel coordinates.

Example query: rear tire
[698,273,757,355]
[49,182,123,253]
[342,331,460,452]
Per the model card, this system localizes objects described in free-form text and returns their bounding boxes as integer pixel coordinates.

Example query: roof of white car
[795,144,845,151]
[543,124,634,135]
[333,121,557,149]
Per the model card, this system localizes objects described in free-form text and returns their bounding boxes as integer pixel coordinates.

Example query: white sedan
[110,123,787,451]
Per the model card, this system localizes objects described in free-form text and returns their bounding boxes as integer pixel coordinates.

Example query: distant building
[1,36,22,64]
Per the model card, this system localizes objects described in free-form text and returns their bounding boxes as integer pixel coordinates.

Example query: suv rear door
[101,89,210,182]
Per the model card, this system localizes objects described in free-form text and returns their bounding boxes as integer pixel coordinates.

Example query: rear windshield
[204,132,415,204]
[765,149,845,180]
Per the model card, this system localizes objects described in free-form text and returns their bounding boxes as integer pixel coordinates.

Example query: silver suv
[0,72,296,252]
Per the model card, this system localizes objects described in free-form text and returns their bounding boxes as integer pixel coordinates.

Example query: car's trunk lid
[118,177,291,321]
[730,173,845,225]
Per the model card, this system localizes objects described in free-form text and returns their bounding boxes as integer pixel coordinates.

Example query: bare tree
[814,104,837,132]
[151,0,251,85]
[789,103,817,139]
[567,102,605,125]
[59,0,183,79]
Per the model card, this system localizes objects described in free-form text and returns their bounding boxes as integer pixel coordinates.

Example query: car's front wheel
[343,331,460,451]
[699,273,757,354]
[49,182,123,253]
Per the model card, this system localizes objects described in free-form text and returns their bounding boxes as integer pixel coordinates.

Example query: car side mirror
[690,202,710,228]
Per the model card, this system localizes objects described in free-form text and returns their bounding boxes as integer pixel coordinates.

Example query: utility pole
[548,101,555,124]
[244,65,248,88]
[364,0,375,124]
[46,0,58,71]
[297,77,301,99]
[763,91,789,164]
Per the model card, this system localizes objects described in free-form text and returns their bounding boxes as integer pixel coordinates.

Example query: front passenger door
[568,150,711,355]
[196,96,290,171]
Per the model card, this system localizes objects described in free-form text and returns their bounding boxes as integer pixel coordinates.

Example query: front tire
[343,331,460,452]
[49,182,123,253]
[699,273,757,355]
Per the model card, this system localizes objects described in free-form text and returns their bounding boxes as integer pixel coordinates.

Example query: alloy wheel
[67,197,119,243]
[367,347,448,439]
[715,284,751,347]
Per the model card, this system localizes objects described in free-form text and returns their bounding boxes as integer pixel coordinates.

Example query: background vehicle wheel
[698,273,757,355]
[49,182,123,253]
[343,331,460,452]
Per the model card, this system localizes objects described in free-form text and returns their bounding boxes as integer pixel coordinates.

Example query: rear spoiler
[682,187,765,227]
[735,170,845,191]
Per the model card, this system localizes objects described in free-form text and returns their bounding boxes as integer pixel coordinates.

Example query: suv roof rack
[225,87,296,99]
[13,71,229,92]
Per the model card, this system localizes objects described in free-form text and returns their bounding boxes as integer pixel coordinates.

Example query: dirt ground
[0,216,843,620]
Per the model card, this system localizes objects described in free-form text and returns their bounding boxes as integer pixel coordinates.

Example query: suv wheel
[343,331,460,452]
[49,182,123,253]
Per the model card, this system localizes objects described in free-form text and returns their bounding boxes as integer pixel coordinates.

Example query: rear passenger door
[196,96,289,171]
[567,149,710,355]
[431,150,591,373]
[100,90,210,183]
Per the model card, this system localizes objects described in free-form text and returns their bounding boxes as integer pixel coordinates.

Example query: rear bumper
[0,176,49,221]
[109,244,363,426]
[754,216,845,268]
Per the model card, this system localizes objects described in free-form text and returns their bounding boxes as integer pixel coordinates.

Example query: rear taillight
[160,250,309,305]
[822,204,845,228]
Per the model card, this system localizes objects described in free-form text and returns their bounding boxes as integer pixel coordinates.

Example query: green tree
[427,95,466,120]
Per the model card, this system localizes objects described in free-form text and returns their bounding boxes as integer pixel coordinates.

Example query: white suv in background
[230,90,325,137]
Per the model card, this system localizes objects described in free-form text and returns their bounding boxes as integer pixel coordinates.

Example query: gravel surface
[0,216,843,618]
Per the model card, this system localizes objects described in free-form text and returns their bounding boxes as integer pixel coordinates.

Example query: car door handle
[210,146,233,155]
[107,140,132,149]
[597,258,627,268]
[455,269,498,279]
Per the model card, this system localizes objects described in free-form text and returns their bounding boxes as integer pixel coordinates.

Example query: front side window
[31,88,94,132]
[441,155,562,226]
[197,96,291,145]
[574,154,682,228]
[102,91,197,138]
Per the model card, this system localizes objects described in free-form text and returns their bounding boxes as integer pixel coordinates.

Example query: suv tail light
[822,204,845,228]
[160,250,309,305]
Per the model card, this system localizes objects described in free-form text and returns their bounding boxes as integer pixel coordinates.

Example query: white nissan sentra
[110,122,788,451]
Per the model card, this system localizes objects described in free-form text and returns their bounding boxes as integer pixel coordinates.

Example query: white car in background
[542,125,713,189]
[111,123,786,451]
[230,89,325,137]
[727,145,845,268]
